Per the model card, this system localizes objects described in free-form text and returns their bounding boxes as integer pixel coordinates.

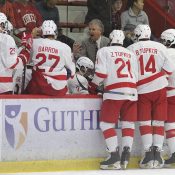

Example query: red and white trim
[105,82,136,91]
[44,74,67,80]
[95,72,107,78]
[137,72,164,86]
[0,77,13,82]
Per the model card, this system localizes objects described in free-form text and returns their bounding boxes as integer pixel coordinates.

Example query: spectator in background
[76,19,110,64]
[85,0,126,37]
[123,23,135,47]
[121,0,150,45]
[12,0,43,40]
[85,0,111,37]
[35,0,75,49]
[111,0,123,30]
[57,28,75,50]
[0,0,16,26]
[35,0,59,24]
[121,0,149,30]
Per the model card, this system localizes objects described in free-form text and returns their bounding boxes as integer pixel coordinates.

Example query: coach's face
[88,24,102,41]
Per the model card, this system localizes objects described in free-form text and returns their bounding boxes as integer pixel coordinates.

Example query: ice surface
[2,169,175,175]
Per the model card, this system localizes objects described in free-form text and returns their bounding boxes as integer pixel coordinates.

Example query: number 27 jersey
[128,40,175,94]
[31,38,75,90]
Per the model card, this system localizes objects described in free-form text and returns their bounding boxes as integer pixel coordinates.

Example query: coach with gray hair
[77,19,110,64]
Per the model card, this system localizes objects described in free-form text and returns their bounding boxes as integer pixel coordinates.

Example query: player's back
[0,32,18,73]
[98,46,138,84]
[32,38,70,74]
[128,40,174,94]
[31,38,74,91]
[96,46,138,101]
[0,33,21,93]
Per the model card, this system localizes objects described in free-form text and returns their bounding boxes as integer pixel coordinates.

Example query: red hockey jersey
[13,1,43,39]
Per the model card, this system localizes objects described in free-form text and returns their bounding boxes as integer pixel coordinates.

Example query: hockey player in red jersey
[25,20,75,96]
[12,0,43,40]
[89,30,138,170]
[0,12,33,94]
[160,29,175,167]
[128,24,175,169]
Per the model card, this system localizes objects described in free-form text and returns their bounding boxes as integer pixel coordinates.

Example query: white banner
[0,96,169,161]
[1,97,105,161]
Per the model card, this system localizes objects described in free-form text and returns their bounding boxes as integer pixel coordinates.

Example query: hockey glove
[88,81,98,95]
[21,32,33,52]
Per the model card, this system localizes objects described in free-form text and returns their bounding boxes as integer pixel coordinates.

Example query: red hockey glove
[88,81,98,95]
[21,32,33,52]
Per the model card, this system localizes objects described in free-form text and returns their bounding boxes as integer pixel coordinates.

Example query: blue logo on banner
[5,105,28,149]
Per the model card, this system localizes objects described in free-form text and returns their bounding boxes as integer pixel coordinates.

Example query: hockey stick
[76,75,135,96]
[21,65,26,94]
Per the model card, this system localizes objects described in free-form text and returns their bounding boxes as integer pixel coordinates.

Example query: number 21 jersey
[94,46,138,101]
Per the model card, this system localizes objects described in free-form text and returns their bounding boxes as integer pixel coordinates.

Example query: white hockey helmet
[134,24,151,41]
[0,12,8,33]
[6,20,13,35]
[41,20,58,37]
[160,29,175,47]
[76,57,94,79]
[109,29,125,45]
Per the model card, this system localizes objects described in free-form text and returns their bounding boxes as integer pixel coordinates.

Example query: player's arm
[162,48,175,75]
[89,48,107,94]
[92,48,107,85]
[4,33,33,69]
[130,53,139,83]
[64,45,76,78]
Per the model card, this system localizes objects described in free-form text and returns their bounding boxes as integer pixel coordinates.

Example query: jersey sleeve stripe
[18,54,28,65]
[0,77,13,82]
[105,82,136,91]
[43,74,67,80]
[9,57,20,69]
[95,72,108,78]
[162,69,172,75]
[167,87,175,90]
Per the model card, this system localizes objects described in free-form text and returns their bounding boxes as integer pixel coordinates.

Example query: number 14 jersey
[128,40,175,94]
